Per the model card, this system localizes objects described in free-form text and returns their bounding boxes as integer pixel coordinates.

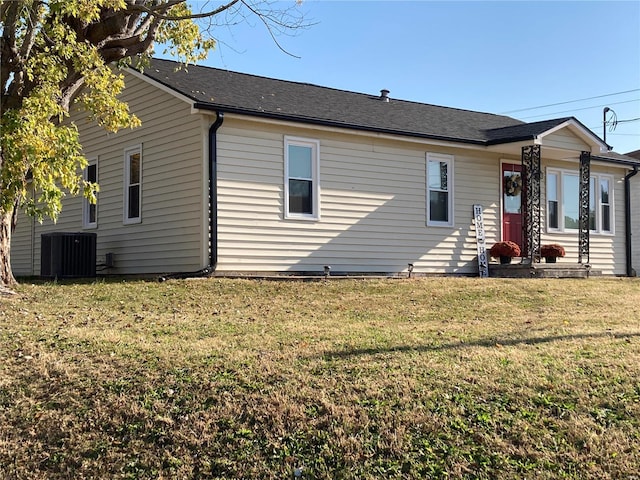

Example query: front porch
[489,260,597,279]
[517,145,592,267]
[489,127,597,277]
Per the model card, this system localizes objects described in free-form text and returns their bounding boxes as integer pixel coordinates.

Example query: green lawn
[1,277,639,479]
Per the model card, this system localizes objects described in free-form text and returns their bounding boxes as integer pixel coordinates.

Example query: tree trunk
[0,209,17,287]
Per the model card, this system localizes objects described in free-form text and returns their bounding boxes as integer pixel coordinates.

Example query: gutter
[591,155,640,168]
[625,166,638,277]
[158,111,224,281]
[192,102,487,147]
[484,135,538,146]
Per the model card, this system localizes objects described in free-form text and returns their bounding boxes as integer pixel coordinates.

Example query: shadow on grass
[15,275,157,286]
[321,331,640,359]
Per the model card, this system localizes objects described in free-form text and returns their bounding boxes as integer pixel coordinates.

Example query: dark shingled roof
[140,57,638,165]
[484,118,573,145]
[593,150,640,165]
[626,149,640,161]
[143,58,526,145]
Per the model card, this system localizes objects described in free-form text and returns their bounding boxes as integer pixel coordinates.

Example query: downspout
[208,111,224,269]
[159,111,224,281]
[625,166,638,276]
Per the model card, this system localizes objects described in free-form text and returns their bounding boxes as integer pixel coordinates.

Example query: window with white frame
[124,145,142,224]
[284,136,320,220]
[426,153,454,226]
[546,168,613,234]
[83,159,98,228]
[600,177,612,232]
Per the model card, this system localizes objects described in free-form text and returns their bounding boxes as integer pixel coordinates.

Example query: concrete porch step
[489,262,597,279]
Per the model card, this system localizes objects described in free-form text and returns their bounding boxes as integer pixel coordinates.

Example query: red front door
[502,163,525,255]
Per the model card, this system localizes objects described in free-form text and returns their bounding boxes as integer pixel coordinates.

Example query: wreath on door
[504,174,522,197]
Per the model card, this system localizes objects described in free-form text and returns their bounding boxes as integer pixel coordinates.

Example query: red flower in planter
[540,244,565,258]
[489,241,521,258]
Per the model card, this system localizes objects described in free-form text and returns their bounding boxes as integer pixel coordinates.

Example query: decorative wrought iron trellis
[522,145,541,262]
[578,151,591,263]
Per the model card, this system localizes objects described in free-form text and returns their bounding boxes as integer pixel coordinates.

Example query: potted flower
[540,244,565,263]
[489,241,521,264]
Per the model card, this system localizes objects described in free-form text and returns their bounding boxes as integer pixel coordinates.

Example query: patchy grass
[1,277,639,479]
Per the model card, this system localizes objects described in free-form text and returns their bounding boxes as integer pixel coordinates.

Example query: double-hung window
[546,168,613,234]
[83,159,98,229]
[284,136,320,220]
[426,153,454,227]
[124,145,142,224]
[600,177,612,232]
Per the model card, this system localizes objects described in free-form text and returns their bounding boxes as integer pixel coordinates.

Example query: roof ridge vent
[380,89,390,102]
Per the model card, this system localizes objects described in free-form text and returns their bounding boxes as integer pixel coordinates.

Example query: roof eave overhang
[485,135,536,146]
[486,119,610,152]
[591,156,640,168]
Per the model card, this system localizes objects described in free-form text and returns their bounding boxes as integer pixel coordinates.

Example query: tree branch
[131,10,156,37]
[1,2,27,112]
[19,1,44,61]
[0,0,21,68]
[98,11,161,59]
[85,8,142,45]
[126,0,241,21]
[59,75,85,111]
[240,0,302,58]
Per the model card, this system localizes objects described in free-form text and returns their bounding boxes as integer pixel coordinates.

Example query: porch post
[522,145,541,262]
[578,151,591,264]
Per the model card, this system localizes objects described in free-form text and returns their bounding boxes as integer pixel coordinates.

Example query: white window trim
[599,176,613,234]
[124,144,142,225]
[426,152,454,227]
[284,136,320,221]
[546,167,614,235]
[83,157,98,229]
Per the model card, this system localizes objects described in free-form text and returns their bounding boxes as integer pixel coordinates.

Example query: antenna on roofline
[603,107,617,148]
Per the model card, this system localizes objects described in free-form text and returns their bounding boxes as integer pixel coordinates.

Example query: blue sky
[160,1,640,153]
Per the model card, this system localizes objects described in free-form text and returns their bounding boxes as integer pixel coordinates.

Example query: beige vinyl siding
[542,130,590,152]
[10,73,206,276]
[11,193,36,276]
[540,161,626,275]
[216,117,628,275]
[216,118,501,275]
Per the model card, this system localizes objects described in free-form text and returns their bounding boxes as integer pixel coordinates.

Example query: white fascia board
[125,67,196,107]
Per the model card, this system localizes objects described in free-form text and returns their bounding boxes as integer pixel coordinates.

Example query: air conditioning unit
[41,232,97,279]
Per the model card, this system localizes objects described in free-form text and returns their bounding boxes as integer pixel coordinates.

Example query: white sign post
[473,204,489,278]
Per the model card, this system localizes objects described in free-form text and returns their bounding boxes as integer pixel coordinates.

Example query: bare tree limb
[240,0,302,58]
[126,0,242,21]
